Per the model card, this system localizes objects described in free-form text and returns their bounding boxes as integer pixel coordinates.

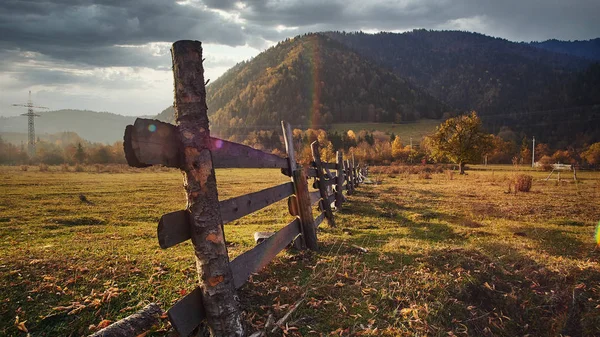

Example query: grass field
[1,165,599,336]
[329,120,441,140]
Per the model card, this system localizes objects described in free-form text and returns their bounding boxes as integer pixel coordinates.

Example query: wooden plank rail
[314,212,326,228]
[168,218,301,336]
[220,182,294,224]
[309,190,321,205]
[230,218,301,288]
[211,138,289,170]
[124,118,289,171]
[158,182,295,249]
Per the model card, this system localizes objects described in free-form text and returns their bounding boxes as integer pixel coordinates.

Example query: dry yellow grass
[0,165,599,336]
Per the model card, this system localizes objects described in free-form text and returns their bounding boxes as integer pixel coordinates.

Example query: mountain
[530,38,600,61]
[203,33,448,135]
[325,30,593,114]
[0,110,137,144]
[323,30,599,146]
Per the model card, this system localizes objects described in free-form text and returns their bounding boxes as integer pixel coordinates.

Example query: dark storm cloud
[1,0,599,116]
[0,0,247,68]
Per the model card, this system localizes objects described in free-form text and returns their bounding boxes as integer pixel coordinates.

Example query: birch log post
[171,40,244,337]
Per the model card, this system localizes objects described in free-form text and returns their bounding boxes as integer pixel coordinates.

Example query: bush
[61,163,70,172]
[74,164,85,172]
[538,155,553,171]
[20,165,28,171]
[38,163,49,172]
[514,174,533,192]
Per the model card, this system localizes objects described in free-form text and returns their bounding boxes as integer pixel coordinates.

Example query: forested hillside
[0,110,138,144]
[324,30,600,147]
[202,34,448,136]
[530,38,600,61]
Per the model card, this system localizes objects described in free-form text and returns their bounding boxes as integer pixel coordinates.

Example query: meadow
[0,165,599,336]
[329,120,441,141]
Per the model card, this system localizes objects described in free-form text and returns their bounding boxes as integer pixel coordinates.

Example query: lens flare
[596,221,600,246]
[148,124,157,132]
[215,139,223,149]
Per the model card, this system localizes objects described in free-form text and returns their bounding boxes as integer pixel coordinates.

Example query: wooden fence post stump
[171,40,243,337]
[281,121,307,250]
[335,151,344,209]
[311,141,335,227]
[344,159,351,195]
[282,121,318,251]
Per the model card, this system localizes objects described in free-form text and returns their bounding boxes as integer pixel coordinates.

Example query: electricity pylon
[12,91,48,157]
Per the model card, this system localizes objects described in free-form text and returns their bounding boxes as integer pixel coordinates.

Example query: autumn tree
[582,142,600,165]
[391,136,403,159]
[426,111,492,174]
[75,143,86,164]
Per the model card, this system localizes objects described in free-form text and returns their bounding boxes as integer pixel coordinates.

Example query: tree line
[0,136,126,165]
[1,113,599,169]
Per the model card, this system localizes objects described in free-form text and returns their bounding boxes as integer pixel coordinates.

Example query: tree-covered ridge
[530,38,600,61]
[324,30,592,114]
[204,33,448,135]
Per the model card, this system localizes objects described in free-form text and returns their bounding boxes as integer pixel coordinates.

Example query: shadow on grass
[422,243,600,337]
[512,226,588,259]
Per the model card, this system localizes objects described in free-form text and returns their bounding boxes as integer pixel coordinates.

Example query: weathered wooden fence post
[335,151,344,209]
[311,141,335,227]
[171,40,244,337]
[282,122,318,251]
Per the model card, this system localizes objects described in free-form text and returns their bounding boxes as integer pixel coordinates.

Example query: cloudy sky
[1,0,598,117]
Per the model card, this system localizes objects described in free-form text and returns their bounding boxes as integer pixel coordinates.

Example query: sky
[1,0,599,117]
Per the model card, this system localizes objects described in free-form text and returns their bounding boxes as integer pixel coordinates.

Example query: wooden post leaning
[352,154,358,187]
[282,122,318,251]
[171,41,244,337]
[344,159,352,195]
[348,159,355,192]
[311,141,335,227]
[335,151,345,209]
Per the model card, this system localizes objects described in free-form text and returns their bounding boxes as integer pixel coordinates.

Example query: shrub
[20,165,28,171]
[74,164,85,172]
[538,155,553,171]
[61,163,70,172]
[514,174,533,192]
[39,163,49,172]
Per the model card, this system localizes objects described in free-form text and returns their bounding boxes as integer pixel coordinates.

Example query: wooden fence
[120,120,365,336]
[94,121,366,336]
[92,40,366,337]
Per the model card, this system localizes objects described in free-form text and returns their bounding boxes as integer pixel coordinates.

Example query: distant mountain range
[0,110,139,144]
[2,30,599,147]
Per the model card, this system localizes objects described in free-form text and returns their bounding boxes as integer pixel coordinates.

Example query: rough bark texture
[88,303,162,337]
[171,40,244,337]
